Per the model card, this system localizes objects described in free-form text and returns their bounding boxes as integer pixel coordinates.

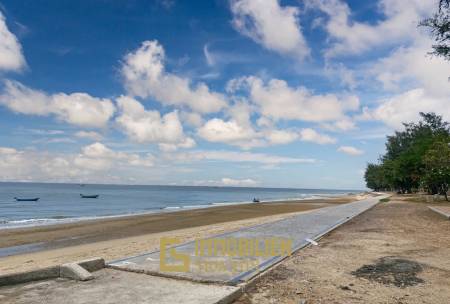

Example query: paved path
[109,195,386,285]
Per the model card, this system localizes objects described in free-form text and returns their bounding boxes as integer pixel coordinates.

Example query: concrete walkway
[109,195,386,285]
[0,268,240,304]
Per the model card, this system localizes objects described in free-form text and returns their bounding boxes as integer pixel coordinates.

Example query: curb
[0,257,105,287]
[428,206,450,219]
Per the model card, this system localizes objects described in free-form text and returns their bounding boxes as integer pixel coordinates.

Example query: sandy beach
[0,196,357,275]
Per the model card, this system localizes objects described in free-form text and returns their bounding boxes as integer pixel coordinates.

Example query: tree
[364,113,450,195]
[421,140,450,201]
[420,0,450,61]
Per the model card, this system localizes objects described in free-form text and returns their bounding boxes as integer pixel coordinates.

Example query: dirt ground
[234,196,450,304]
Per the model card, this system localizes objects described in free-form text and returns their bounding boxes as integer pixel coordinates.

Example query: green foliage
[379,198,390,203]
[364,113,450,200]
[421,140,450,200]
[420,0,450,61]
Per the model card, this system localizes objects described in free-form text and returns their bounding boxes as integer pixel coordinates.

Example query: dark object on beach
[253,198,260,203]
[351,256,424,288]
[80,194,99,199]
[14,197,40,202]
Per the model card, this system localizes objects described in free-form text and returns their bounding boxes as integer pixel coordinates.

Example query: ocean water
[0,182,359,229]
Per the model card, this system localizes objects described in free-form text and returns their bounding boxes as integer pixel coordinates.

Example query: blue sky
[0,0,448,189]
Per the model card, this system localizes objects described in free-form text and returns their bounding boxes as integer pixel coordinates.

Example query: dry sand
[235,196,450,304]
[0,196,355,275]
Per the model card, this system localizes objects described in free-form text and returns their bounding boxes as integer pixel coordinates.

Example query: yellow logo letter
[160,237,190,272]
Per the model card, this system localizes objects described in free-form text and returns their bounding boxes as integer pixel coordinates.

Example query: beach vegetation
[364,113,450,200]
[420,0,450,62]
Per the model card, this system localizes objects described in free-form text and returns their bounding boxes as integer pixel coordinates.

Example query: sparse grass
[380,198,390,203]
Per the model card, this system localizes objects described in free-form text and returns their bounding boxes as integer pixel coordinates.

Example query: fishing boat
[253,198,260,203]
[80,194,99,199]
[14,197,40,202]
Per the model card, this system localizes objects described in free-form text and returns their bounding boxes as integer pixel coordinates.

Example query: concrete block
[77,257,105,272]
[428,206,450,219]
[60,263,94,281]
[0,266,60,286]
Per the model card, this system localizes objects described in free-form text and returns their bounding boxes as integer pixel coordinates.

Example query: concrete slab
[109,195,386,285]
[60,263,94,281]
[0,268,240,304]
[428,206,450,219]
[77,257,105,272]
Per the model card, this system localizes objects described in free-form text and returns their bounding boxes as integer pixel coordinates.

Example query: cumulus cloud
[121,40,227,113]
[197,99,336,148]
[361,89,450,129]
[371,37,450,98]
[230,0,309,59]
[197,118,260,148]
[75,142,154,169]
[308,0,434,57]
[299,128,336,144]
[115,95,195,149]
[0,12,26,71]
[337,145,364,156]
[198,117,336,147]
[228,76,359,122]
[0,81,115,128]
[0,143,154,182]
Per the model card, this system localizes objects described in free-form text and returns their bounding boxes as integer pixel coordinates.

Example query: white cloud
[203,44,215,66]
[265,129,299,145]
[0,143,154,182]
[0,12,26,71]
[75,131,103,141]
[116,95,195,149]
[321,117,357,132]
[337,145,364,156]
[187,177,259,187]
[230,0,309,58]
[197,118,258,146]
[299,128,336,144]
[0,80,115,128]
[220,177,258,187]
[198,97,337,148]
[75,142,154,170]
[324,62,357,89]
[180,111,203,127]
[363,89,450,129]
[371,37,450,98]
[121,40,227,113]
[167,150,316,165]
[308,0,435,57]
[228,76,359,122]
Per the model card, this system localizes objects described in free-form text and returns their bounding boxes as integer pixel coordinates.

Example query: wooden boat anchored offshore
[14,197,40,202]
[80,194,99,199]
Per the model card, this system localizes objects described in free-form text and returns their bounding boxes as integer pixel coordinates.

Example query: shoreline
[0,193,358,230]
[0,195,363,274]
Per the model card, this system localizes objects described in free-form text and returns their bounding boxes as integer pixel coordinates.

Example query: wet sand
[0,196,358,274]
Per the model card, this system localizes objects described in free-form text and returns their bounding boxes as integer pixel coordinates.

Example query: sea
[0,182,360,229]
